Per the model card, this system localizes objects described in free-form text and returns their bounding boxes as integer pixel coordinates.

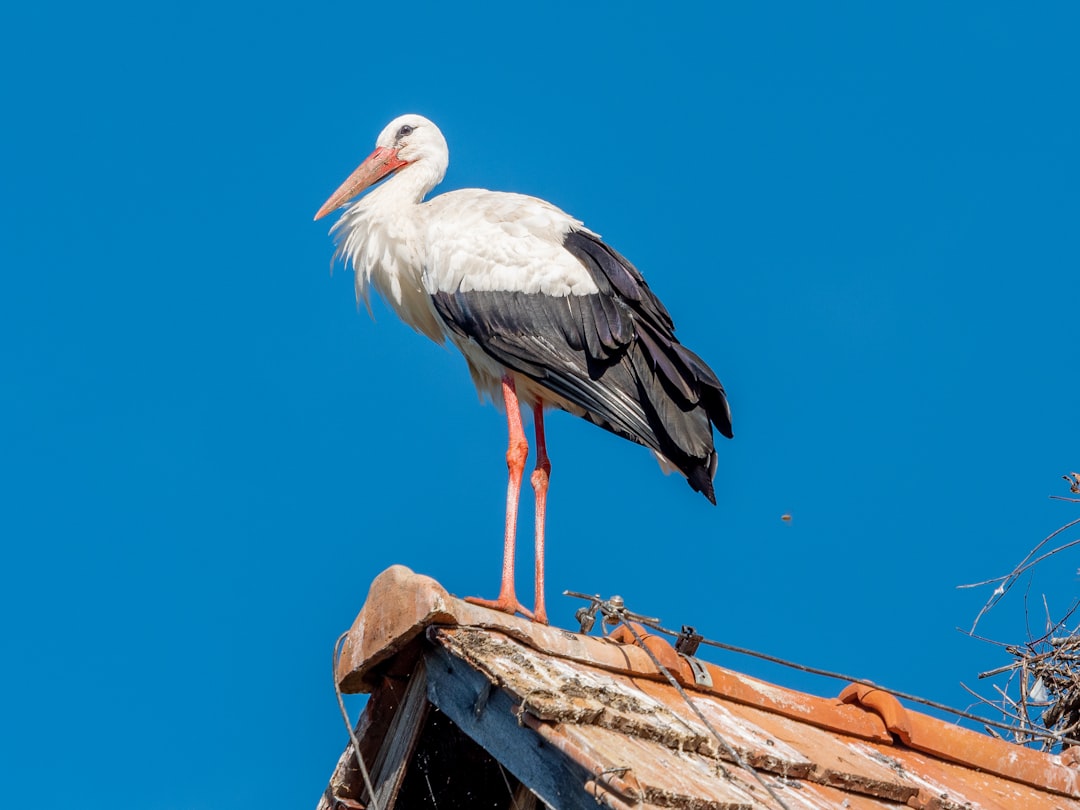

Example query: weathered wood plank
[366,657,430,809]
[424,644,598,810]
[317,673,410,810]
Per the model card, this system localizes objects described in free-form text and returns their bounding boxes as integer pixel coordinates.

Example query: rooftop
[318,565,1080,809]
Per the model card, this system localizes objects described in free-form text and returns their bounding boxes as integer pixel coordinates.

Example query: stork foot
[465,594,540,622]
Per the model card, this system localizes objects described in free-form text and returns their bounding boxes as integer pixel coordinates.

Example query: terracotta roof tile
[329,566,1080,809]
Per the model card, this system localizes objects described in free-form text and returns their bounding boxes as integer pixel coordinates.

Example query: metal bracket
[564,591,661,636]
[675,625,703,656]
[680,654,714,688]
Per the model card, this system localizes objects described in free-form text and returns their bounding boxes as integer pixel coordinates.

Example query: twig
[959,519,1080,590]
[961,520,1080,634]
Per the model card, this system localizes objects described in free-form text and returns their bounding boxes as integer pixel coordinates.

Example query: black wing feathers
[563,231,675,332]
[432,229,731,503]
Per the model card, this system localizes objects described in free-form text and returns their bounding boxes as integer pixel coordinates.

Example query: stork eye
[397,124,414,138]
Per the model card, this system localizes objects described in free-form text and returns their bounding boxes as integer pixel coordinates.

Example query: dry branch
[959,473,1080,752]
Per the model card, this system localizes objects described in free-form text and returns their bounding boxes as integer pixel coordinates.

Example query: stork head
[314,114,449,220]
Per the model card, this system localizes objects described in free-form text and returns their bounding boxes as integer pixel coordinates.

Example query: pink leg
[466,374,533,618]
[530,402,551,625]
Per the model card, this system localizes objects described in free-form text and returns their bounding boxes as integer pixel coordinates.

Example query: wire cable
[598,601,791,810]
[333,631,381,810]
[565,591,1080,750]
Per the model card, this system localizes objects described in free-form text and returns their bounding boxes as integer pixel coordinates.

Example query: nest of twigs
[961,473,1080,752]
[1035,636,1080,735]
[976,630,1080,751]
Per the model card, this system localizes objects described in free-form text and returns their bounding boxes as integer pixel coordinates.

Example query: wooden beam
[364,657,430,809]
[423,644,595,810]
[317,672,412,810]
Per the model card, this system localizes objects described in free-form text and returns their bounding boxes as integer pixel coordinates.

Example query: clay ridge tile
[841,684,1080,798]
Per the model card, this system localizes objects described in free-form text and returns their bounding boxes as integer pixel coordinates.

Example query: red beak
[314,146,408,221]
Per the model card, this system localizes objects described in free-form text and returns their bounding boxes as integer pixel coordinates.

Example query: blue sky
[3,2,1079,806]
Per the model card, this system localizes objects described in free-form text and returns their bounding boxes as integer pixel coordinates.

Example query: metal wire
[564,591,1080,750]
[497,762,525,810]
[333,631,381,810]
[584,597,791,810]
[678,622,1080,746]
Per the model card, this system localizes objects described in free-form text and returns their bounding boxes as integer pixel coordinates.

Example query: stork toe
[464,594,535,621]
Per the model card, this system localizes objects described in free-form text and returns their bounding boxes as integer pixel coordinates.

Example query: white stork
[315,114,732,625]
